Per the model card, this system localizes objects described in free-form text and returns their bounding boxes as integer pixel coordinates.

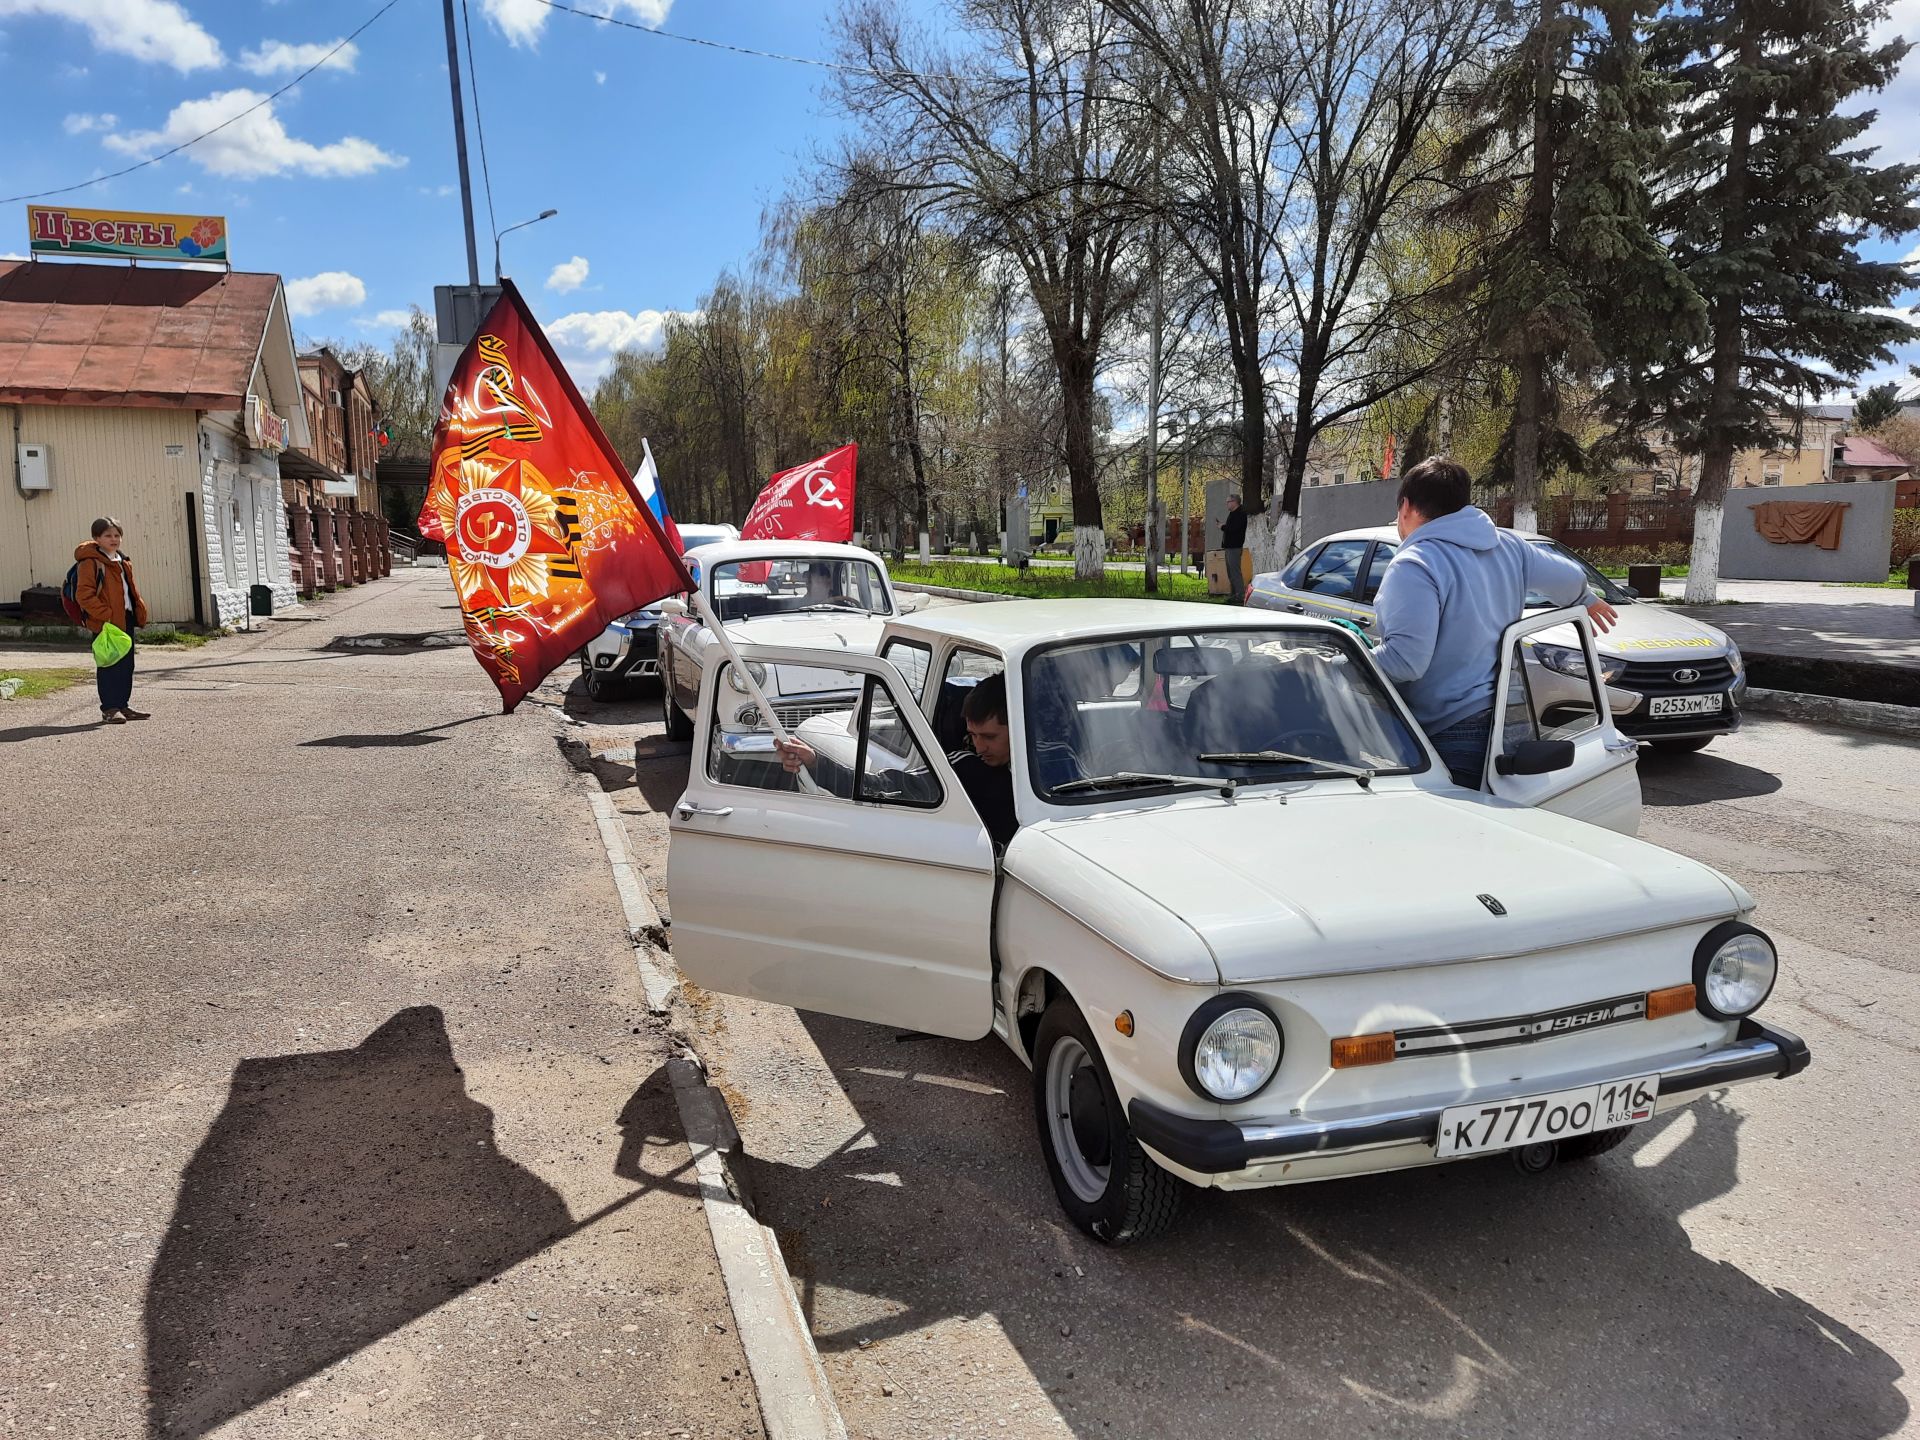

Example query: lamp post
[494,208,559,281]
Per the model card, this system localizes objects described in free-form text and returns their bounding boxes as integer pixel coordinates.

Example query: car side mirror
[1495,739,1575,777]
[657,596,687,617]
[898,592,930,613]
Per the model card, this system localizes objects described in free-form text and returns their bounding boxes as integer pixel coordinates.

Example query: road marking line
[582,780,848,1440]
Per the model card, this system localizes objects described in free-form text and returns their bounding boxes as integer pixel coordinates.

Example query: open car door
[665,643,997,1039]
[1484,607,1642,835]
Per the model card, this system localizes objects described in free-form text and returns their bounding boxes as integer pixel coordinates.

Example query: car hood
[1029,788,1740,983]
[723,613,888,694]
[1529,603,1730,661]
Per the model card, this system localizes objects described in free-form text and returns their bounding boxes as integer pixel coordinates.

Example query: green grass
[139,627,210,647]
[892,561,1228,602]
[1832,573,1911,589]
[0,666,90,700]
[1594,564,1690,579]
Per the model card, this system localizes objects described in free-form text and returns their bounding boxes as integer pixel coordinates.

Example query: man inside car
[774,672,1019,851]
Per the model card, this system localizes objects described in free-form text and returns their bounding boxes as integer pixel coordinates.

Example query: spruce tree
[1648,0,1919,602]
[1444,0,1700,529]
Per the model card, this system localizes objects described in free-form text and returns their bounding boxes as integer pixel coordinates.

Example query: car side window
[704,664,943,809]
[1301,539,1368,598]
[1280,546,1316,589]
[1359,542,1397,602]
[931,647,1006,755]
[1495,638,1602,762]
[881,638,932,701]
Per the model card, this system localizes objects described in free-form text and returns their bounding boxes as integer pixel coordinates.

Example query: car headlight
[1692,922,1778,1020]
[726,661,768,694]
[1530,642,1621,684]
[1725,640,1744,677]
[1180,994,1283,1102]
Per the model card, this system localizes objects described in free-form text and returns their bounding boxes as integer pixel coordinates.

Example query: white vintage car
[655,539,926,741]
[665,600,1808,1243]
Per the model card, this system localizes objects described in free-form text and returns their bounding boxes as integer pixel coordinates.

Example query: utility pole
[441,0,481,288]
[1180,413,1193,574]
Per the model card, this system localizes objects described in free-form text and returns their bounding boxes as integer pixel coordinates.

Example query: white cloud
[594,70,607,85]
[103,91,405,179]
[546,256,590,293]
[546,306,690,385]
[482,0,670,47]
[418,183,456,197]
[238,38,359,75]
[63,112,116,135]
[370,309,412,327]
[286,271,367,316]
[0,0,221,71]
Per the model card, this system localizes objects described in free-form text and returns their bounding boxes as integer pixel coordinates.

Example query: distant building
[284,348,382,517]
[0,259,310,626]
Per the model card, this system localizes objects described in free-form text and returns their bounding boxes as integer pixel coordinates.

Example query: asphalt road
[584,687,1920,1440]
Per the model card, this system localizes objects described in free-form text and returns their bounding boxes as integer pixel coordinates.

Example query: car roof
[1311,524,1550,546]
[885,597,1348,655]
[691,538,888,567]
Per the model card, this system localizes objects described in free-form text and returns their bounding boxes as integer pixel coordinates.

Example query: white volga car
[1249,526,1747,751]
[655,539,927,741]
[666,600,1808,1243]
[577,523,739,700]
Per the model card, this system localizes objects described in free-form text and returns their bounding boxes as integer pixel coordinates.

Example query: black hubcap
[1067,1065,1111,1167]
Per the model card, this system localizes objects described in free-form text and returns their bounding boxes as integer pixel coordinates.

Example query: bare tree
[840,0,1150,577]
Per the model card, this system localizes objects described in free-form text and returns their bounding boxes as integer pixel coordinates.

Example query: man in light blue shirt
[1371,458,1615,788]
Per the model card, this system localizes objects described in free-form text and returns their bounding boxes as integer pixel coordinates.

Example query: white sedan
[665,600,1809,1243]
[654,538,926,741]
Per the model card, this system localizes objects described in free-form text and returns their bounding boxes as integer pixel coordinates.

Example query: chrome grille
[772,696,857,729]
[1616,656,1735,694]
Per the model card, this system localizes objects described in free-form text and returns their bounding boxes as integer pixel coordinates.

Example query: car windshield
[1024,627,1429,801]
[708,558,893,624]
[1524,540,1633,607]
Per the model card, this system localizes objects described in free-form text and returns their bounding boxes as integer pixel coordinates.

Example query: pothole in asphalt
[325,631,467,652]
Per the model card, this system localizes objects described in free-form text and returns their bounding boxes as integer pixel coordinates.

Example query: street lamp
[493,208,558,281]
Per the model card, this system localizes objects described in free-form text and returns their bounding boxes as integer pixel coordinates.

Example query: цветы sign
[28,205,228,263]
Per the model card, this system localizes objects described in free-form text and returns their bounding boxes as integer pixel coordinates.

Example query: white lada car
[1249,526,1747,752]
[665,599,1807,1243]
[655,539,927,741]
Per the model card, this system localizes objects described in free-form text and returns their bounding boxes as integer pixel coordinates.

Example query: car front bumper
[586,620,661,679]
[1128,1017,1809,1187]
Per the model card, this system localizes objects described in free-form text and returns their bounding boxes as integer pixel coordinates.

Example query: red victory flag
[417,281,692,712]
[741,443,858,544]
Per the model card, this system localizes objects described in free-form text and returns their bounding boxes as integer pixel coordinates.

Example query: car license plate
[1435,1075,1658,1158]
[1648,692,1724,718]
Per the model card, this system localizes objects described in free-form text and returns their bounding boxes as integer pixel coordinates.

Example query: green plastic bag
[92,621,131,668]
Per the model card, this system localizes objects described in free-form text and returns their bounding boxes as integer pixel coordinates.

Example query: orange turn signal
[1331,1032,1397,1068]
[1646,983,1696,1021]
[1114,1010,1135,1037]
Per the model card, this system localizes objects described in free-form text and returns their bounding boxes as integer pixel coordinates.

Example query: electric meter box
[17,443,50,491]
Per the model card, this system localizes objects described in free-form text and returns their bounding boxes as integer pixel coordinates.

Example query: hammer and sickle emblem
[801,464,845,510]
[465,512,509,546]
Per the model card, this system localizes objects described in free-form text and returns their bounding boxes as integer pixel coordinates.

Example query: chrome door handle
[1604,737,1642,754]
[674,801,735,820]
[1351,615,1373,628]
[1284,602,1305,613]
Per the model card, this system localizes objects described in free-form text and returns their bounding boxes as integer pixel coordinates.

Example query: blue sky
[0,0,867,384]
[0,0,1914,398]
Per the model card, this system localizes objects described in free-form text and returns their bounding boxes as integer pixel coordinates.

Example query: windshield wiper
[1053,771,1241,798]
[1197,750,1376,789]
[797,602,868,613]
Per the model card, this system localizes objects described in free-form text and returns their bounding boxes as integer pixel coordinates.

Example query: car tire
[584,667,615,703]
[660,665,693,741]
[1559,1126,1633,1161]
[1031,995,1185,1245]
[1650,736,1714,754]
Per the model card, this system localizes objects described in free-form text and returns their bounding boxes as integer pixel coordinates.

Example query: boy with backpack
[67,516,150,724]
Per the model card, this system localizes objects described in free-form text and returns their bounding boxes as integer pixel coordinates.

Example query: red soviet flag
[741,443,858,544]
[418,280,693,712]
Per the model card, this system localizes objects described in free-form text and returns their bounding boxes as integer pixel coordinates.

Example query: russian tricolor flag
[635,437,685,554]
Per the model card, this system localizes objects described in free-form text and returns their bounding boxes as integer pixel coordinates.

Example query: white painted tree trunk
[1271,509,1299,568]
[1512,500,1538,533]
[1683,503,1722,604]
[918,529,931,564]
[1073,523,1105,580]
[1246,512,1277,575]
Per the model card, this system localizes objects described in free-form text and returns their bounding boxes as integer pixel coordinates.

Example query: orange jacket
[73,541,149,635]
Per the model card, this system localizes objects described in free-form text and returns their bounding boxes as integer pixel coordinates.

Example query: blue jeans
[97,632,135,713]
[1429,710,1492,790]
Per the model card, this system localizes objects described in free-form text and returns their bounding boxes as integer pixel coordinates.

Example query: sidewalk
[0,572,763,1440]
[1660,578,1920,698]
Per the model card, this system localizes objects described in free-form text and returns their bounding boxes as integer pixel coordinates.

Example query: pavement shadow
[0,720,107,743]
[144,1010,696,1438]
[737,1013,1907,1440]
[1638,748,1785,807]
[299,712,491,748]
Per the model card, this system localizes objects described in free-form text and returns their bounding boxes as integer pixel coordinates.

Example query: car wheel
[1651,736,1713,754]
[1031,996,1184,1245]
[584,667,614,703]
[660,668,693,741]
[1559,1126,1633,1161]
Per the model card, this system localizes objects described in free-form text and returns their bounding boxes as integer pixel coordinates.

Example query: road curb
[580,779,849,1440]
[1743,686,1920,740]
[894,580,1015,603]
